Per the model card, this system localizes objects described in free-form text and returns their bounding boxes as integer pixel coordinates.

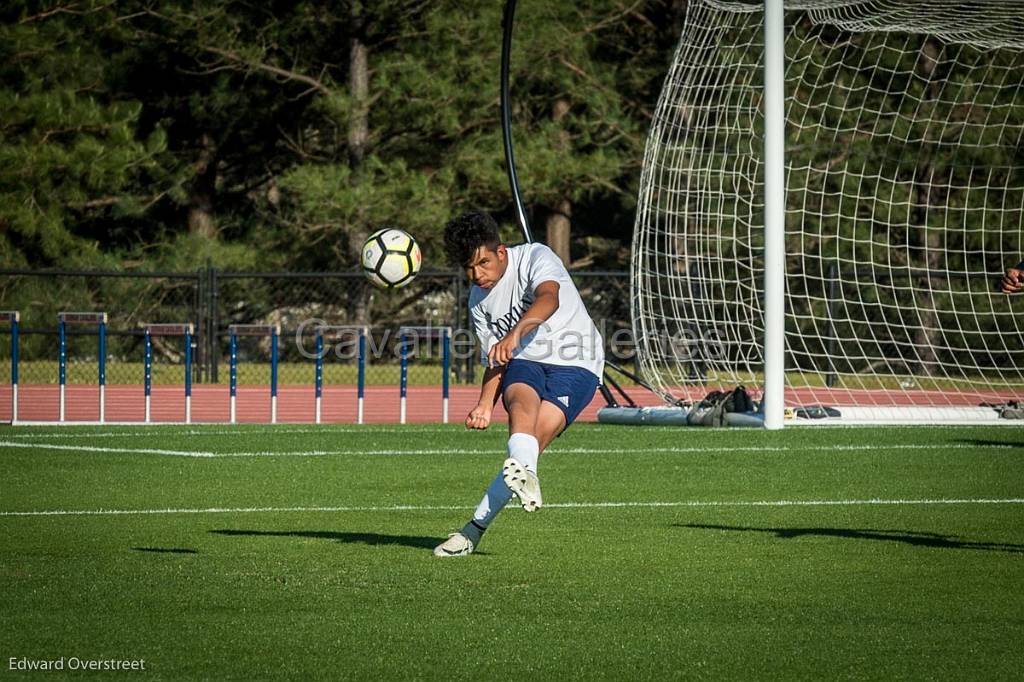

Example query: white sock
[462,472,514,545]
[508,432,540,473]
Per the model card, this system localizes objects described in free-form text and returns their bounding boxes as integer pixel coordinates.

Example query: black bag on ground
[724,385,754,413]
[687,386,754,426]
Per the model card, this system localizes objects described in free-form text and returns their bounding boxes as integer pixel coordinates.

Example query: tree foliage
[0,0,676,272]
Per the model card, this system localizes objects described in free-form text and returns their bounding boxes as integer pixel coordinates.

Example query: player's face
[464,244,508,289]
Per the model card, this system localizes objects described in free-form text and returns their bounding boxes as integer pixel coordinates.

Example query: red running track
[0,384,666,424]
[0,383,1016,424]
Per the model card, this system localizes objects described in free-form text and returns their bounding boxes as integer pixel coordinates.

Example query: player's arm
[486,280,560,367]
[466,365,505,430]
[1000,260,1024,294]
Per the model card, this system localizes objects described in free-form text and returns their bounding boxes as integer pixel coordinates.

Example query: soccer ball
[360,228,422,289]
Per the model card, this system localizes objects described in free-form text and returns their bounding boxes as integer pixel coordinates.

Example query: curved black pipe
[498,2,665,406]
[501,0,533,243]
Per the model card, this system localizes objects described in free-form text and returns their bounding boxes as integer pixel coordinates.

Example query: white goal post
[632,0,1024,425]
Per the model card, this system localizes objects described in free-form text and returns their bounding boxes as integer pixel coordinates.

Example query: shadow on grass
[209,529,442,552]
[678,524,1024,554]
[132,547,198,554]
[957,439,1024,449]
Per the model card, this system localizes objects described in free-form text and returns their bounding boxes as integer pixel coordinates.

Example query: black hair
[443,210,501,267]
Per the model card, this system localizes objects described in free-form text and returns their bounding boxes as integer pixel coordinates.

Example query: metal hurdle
[1,312,17,423]
[228,324,280,424]
[314,325,367,424]
[144,323,194,423]
[58,312,108,423]
[398,326,451,425]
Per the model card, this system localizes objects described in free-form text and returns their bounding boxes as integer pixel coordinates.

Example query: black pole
[825,261,839,388]
[604,360,682,404]
[602,371,638,408]
[598,384,619,408]
[501,0,533,243]
[500,1,677,409]
[210,265,219,384]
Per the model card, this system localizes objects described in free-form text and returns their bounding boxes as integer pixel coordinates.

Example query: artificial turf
[1,423,1022,680]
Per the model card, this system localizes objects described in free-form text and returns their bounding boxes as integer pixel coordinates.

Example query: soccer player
[999,260,1024,294]
[433,210,604,557]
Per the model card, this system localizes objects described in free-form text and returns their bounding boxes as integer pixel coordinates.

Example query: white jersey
[469,243,604,380]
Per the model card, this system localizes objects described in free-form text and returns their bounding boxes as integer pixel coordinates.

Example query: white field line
[2,498,1023,518]
[0,442,219,457]
[1,421,1008,432]
[0,441,1015,459]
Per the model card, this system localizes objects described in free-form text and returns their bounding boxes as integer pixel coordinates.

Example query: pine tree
[0,3,177,267]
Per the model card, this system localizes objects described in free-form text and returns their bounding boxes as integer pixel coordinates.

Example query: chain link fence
[0,267,635,393]
[0,270,201,390]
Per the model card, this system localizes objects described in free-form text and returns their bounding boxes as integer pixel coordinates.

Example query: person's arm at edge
[466,365,505,429]
[1000,260,1024,294]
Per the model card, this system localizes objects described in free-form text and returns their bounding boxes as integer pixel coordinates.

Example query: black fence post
[209,264,219,384]
[461,272,475,384]
[452,272,463,382]
[826,261,840,388]
[193,267,204,383]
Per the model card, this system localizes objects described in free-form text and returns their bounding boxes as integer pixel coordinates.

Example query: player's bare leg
[501,383,566,511]
[534,401,567,452]
[504,382,542,433]
[435,379,577,555]
[435,383,544,555]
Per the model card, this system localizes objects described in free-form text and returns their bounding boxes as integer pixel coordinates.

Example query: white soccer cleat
[502,457,542,512]
[433,532,475,557]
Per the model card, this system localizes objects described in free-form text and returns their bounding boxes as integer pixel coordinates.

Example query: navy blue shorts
[501,359,600,429]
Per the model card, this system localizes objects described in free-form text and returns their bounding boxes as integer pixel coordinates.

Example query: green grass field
[1,424,1022,680]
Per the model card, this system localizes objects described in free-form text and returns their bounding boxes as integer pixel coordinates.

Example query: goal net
[632,0,1024,423]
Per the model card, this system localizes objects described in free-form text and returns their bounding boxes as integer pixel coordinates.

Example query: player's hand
[1000,267,1024,294]
[466,404,492,430]
[487,333,519,368]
